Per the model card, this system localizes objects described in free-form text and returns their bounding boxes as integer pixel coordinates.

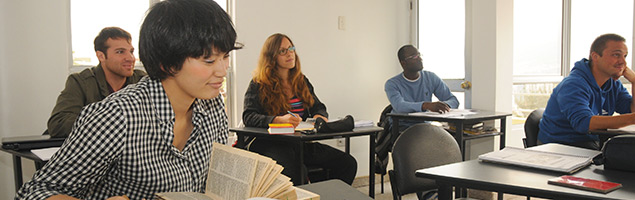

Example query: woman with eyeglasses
[242,33,357,185]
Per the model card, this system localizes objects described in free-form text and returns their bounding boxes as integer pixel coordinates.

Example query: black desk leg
[345,137,350,154]
[456,123,465,160]
[369,132,376,198]
[436,181,452,200]
[298,142,306,185]
[500,118,507,149]
[13,155,22,193]
[235,134,245,149]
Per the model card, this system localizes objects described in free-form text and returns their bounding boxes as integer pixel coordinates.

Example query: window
[71,0,149,73]
[70,0,228,74]
[512,0,562,121]
[418,0,465,79]
[416,0,466,109]
[570,0,633,68]
[512,0,635,124]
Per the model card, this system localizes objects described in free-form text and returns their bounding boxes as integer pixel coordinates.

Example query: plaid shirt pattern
[17,76,228,200]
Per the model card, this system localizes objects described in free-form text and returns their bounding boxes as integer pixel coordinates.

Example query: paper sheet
[31,147,60,161]
[409,109,477,117]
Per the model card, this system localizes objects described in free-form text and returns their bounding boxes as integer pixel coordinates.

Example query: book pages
[155,143,313,200]
[206,143,258,200]
[256,164,284,197]
[478,147,593,173]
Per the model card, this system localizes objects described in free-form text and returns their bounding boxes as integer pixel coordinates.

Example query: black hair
[397,44,416,61]
[589,33,626,61]
[139,0,242,80]
[93,27,132,58]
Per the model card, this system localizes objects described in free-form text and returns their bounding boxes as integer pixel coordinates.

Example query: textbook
[478,147,595,174]
[548,175,622,193]
[155,143,319,200]
[268,123,295,134]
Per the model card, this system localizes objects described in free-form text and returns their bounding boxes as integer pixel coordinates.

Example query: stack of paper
[354,120,374,128]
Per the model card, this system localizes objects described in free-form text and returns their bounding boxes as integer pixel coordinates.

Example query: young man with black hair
[17,0,241,199]
[385,44,459,131]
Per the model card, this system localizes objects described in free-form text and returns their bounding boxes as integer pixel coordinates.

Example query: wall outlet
[336,138,345,147]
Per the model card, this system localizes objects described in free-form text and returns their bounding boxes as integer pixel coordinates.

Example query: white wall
[231,0,411,178]
[0,0,72,198]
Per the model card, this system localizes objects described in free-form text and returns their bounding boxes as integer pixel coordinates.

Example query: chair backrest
[375,104,394,175]
[390,123,462,196]
[523,108,544,148]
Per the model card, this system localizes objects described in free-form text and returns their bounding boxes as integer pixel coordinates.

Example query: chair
[375,104,393,193]
[523,108,544,148]
[389,123,462,200]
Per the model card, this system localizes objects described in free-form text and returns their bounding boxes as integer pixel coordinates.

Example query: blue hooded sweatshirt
[538,58,632,144]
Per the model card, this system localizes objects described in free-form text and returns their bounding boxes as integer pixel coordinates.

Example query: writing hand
[274,114,301,127]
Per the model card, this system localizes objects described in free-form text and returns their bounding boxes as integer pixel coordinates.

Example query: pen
[287,111,299,118]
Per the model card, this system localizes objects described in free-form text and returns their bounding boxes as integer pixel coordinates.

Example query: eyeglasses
[278,46,296,55]
[404,53,421,61]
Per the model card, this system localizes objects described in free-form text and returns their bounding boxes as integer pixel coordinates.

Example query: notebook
[2,135,65,150]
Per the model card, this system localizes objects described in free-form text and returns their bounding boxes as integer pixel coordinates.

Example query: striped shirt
[17,76,228,200]
[288,96,305,118]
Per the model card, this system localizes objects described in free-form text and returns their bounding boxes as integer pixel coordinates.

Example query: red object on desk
[548,175,622,194]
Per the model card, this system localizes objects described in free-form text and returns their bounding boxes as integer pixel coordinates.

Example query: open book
[478,146,598,174]
[156,143,320,200]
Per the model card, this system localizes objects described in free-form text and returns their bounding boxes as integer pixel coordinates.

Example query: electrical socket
[336,138,345,147]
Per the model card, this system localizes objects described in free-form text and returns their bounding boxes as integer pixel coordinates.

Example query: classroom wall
[231,0,411,178]
[0,0,72,198]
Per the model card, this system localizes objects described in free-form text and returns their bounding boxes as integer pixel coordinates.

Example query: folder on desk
[2,135,65,150]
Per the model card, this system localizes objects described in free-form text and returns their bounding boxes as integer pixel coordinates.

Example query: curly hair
[253,33,314,116]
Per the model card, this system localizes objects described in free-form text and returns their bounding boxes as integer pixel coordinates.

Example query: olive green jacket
[47,65,146,137]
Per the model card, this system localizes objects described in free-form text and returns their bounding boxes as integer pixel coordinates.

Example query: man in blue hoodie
[539,33,635,150]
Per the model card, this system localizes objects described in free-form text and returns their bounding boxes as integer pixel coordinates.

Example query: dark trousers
[248,139,357,185]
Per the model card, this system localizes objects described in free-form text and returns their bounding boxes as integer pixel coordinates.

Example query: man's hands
[621,66,635,82]
[422,101,450,113]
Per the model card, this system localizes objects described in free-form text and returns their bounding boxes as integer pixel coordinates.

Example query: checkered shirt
[16,76,228,200]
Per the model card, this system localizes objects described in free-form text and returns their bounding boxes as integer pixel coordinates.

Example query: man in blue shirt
[539,33,635,150]
[385,45,459,131]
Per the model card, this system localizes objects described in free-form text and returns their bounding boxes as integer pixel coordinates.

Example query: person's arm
[385,78,424,113]
[47,75,86,138]
[588,67,635,130]
[622,66,635,112]
[18,102,126,199]
[428,72,459,109]
[589,114,635,130]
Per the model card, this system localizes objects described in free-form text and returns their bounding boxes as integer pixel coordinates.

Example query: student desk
[298,179,372,200]
[230,126,382,198]
[0,147,48,192]
[416,143,635,200]
[388,110,510,160]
